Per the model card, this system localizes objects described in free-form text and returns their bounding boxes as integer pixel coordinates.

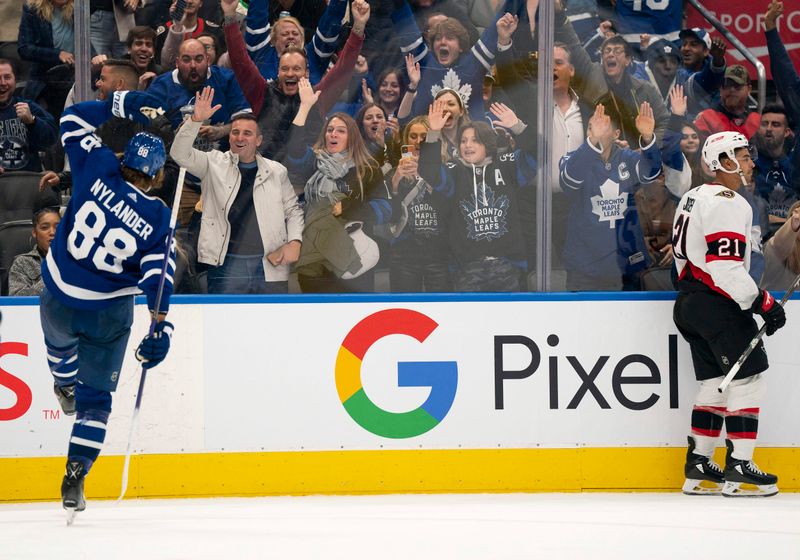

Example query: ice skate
[682,436,725,495]
[62,460,86,525]
[53,383,76,416]
[722,439,778,498]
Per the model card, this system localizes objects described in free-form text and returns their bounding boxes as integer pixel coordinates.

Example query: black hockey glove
[136,321,174,369]
[750,290,785,336]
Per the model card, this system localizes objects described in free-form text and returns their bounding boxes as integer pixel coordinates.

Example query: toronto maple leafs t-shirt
[0,100,42,172]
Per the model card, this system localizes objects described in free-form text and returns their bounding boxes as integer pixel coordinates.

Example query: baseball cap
[647,39,682,64]
[679,28,712,50]
[724,64,750,85]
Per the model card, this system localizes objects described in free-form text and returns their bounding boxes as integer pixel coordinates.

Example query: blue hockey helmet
[122,132,166,178]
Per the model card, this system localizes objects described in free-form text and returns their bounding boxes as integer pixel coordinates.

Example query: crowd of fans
[4,0,800,295]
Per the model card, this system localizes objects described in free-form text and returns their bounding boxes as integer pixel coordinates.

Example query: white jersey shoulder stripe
[46,250,141,301]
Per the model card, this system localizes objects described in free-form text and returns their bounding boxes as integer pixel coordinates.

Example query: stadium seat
[0,171,45,224]
[0,219,34,295]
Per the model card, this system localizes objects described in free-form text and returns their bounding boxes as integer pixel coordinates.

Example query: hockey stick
[717,272,800,393]
[117,166,185,501]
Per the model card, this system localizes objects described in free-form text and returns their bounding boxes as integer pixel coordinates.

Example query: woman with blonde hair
[383,115,452,292]
[761,201,800,290]
[287,78,391,293]
[18,0,77,117]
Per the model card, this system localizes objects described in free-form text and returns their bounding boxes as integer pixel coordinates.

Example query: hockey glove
[111,91,165,125]
[135,321,174,369]
[751,290,786,336]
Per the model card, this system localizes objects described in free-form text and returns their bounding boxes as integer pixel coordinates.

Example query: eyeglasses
[602,47,627,56]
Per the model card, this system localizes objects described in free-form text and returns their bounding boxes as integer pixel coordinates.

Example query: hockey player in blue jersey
[559,101,662,290]
[39,90,177,519]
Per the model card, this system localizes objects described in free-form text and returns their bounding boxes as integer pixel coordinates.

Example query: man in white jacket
[170,86,303,293]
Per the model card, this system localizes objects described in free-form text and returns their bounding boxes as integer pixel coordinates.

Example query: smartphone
[401,145,414,159]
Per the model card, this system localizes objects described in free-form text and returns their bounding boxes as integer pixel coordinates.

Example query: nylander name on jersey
[87,178,157,241]
[42,96,175,312]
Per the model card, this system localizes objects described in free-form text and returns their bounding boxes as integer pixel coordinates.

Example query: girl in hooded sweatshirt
[418,98,537,292]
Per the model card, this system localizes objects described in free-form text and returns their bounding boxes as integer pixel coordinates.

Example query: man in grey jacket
[554,2,669,145]
[170,86,303,294]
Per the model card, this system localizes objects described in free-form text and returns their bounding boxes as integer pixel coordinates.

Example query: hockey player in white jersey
[40,91,177,520]
[672,131,785,497]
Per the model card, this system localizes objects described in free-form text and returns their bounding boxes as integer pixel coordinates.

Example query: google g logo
[335,309,458,438]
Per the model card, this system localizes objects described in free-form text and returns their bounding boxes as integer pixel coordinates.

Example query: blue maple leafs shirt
[559,137,662,278]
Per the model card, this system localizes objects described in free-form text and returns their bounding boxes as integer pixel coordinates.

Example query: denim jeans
[207,254,288,294]
[90,10,128,58]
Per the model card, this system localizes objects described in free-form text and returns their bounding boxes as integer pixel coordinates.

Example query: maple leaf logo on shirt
[431,69,472,110]
[590,179,628,228]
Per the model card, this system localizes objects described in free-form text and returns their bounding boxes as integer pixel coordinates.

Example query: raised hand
[386,116,400,137]
[635,101,655,143]
[668,84,687,117]
[427,97,450,132]
[361,78,374,105]
[405,54,420,90]
[765,0,783,32]
[352,0,370,25]
[639,33,651,51]
[221,0,239,18]
[298,77,320,108]
[497,13,518,45]
[489,102,520,129]
[710,37,726,65]
[15,102,34,125]
[191,86,222,123]
[587,104,611,146]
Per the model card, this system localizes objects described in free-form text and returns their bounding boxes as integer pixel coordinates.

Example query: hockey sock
[690,405,725,456]
[725,408,759,461]
[45,342,78,387]
[67,385,112,474]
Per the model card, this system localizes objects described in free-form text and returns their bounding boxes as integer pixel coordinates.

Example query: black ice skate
[62,460,86,525]
[53,383,76,416]
[722,439,778,498]
[682,436,725,495]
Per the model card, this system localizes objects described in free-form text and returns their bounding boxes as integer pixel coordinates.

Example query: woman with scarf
[418,98,537,292]
[287,78,391,293]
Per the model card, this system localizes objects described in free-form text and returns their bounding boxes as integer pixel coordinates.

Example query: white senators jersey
[672,183,759,310]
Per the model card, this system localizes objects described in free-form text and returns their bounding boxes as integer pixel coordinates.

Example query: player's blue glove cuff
[135,320,174,369]
[111,91,165,125]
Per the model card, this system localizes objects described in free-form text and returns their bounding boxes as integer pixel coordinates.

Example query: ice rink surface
[2,493,799,559]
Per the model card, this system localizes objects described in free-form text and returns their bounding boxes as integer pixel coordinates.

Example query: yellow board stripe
[1,447,797,502]
[335,346,362,403]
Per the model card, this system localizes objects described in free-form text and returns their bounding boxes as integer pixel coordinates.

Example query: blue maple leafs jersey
[614,0,682,43]
[559,138,662,278]
[42,97,175,311]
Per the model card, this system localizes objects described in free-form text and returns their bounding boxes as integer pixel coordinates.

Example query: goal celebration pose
[40,91,177,519]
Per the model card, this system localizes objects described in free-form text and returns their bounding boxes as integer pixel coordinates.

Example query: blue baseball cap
[679,28,712,50]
